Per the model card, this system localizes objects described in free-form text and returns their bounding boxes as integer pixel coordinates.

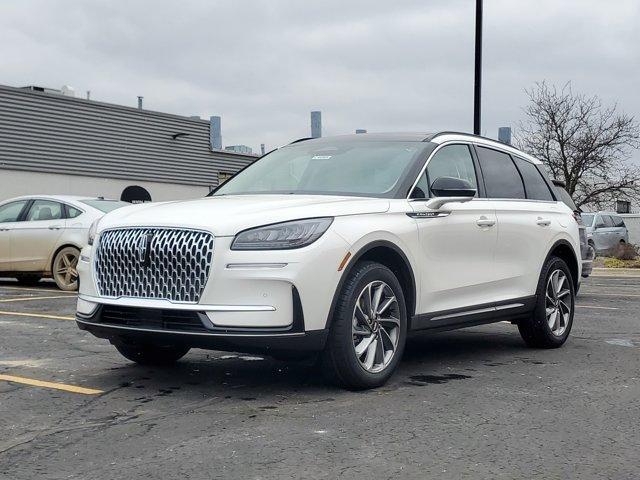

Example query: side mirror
[425,176,476,210]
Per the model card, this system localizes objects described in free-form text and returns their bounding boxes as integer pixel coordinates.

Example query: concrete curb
[590,267,640,277]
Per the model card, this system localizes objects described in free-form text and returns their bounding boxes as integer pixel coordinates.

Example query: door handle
[536,217,551,227]
[48,225,62,230]
[476,216,496,227]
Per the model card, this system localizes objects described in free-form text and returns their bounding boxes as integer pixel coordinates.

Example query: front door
[11,200,66,272]
[410,143,499,315]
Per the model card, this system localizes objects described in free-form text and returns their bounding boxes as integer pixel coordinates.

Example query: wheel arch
[546,239,580,290]
[49,243,82,274]
[324,240,416,330]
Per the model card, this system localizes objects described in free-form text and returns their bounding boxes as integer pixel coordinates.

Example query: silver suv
[581,212,629,254]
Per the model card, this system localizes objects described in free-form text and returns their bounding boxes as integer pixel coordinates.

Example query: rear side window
[513,157,554,201]
[66,206,83,219]
[26,200,64,221]
[476,146,525,199]
[612,215,625,227]
[0,200,28,223]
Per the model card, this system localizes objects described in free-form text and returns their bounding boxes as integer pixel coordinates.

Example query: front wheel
[321,261,407,390]
[518,256,575,348]
[114,342,190,366]
[52,246,80,291]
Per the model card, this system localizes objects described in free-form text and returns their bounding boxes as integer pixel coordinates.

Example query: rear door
[476,147,560,301]
[0,200,30,271]
[11,200,66,272]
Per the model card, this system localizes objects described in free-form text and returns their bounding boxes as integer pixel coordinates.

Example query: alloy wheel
[545,269,572,337]
[54,248,79,289]
[352,280,400,373]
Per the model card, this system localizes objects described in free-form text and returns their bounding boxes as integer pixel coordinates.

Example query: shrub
[614,243,639,261]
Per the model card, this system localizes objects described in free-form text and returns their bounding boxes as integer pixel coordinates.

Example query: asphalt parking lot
[0,275,638,479]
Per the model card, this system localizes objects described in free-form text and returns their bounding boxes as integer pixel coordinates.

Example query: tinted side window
[426,144,478,194]
[26,200,64,221]
[476,146,525,199]
[513,157,553,201]
[612,215,625,228]
[0,200,29,223]
[602,215,615,227]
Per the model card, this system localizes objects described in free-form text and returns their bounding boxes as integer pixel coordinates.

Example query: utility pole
[473,0,483,135]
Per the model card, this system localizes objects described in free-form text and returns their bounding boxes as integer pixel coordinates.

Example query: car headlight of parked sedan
[87,218,100,246]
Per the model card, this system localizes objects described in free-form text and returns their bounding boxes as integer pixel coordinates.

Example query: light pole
[473,0,483,135]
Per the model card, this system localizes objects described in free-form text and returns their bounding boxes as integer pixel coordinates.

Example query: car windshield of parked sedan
[213,141,425,198]
[80,199,129,213]
[581,213,595,226]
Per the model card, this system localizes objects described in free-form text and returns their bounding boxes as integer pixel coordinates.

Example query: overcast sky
[1,0,639,157]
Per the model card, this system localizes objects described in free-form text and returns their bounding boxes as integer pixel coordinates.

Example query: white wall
[621,214,640,246]
[0,169,209,203]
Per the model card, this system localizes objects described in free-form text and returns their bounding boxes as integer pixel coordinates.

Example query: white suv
[76,132,581,389]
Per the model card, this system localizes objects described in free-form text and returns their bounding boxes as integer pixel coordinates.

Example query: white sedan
[0,195,128,290]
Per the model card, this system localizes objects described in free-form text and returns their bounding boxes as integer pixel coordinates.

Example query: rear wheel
[321,261,407,390]
[114,342,190,366]
[52,246,80,291]
[518,256,575,348]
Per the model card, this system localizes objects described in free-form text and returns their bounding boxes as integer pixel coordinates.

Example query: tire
[15,274,41,285]
[52,246,80,291]
[114,342,190,366]
[321,261,407,390]
[518,256,575,348]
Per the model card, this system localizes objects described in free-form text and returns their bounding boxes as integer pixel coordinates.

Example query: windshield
[213,140,426,198]
[581,213,595,226]
[81,199,129,213]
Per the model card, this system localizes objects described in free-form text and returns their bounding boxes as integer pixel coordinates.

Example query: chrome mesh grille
[94,228,214,303]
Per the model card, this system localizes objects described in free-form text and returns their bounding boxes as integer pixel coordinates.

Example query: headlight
[87,218,100,246]
[231,217,333,250]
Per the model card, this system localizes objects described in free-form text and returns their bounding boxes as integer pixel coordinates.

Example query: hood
[97,194,390,236]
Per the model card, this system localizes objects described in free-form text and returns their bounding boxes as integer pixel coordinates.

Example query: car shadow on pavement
[84,327,530,398]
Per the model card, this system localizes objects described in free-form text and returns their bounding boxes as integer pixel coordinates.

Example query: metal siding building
[0,85,256,202]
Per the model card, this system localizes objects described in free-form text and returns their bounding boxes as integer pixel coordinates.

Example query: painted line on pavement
[0,310,75,321]
[0,285,76,294]
[576,305,619,310]
[0,374,103,395]
[0,295,72,303]
[583,293,640,298]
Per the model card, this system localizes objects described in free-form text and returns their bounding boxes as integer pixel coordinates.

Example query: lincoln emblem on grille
[138,232,154,267]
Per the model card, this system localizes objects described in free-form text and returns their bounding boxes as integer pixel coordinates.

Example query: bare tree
[516,82,640,209]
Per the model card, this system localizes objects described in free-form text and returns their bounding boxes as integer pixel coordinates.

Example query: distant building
[0,84,257,203]
[224,145,253,155]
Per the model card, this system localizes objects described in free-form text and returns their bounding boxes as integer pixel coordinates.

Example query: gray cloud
[1,0,638,161]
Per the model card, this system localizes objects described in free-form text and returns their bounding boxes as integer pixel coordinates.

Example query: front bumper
[76,301,328,355]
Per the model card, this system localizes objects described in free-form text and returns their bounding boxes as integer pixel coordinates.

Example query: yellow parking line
[0,295,72,303]
[0,374,103,395]
[0,285,76,294]
[0,310,74,321]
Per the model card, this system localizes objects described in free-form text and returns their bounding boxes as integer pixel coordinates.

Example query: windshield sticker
[312,155,333,160]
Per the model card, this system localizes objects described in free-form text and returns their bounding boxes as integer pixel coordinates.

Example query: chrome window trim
[406,141,478,200]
